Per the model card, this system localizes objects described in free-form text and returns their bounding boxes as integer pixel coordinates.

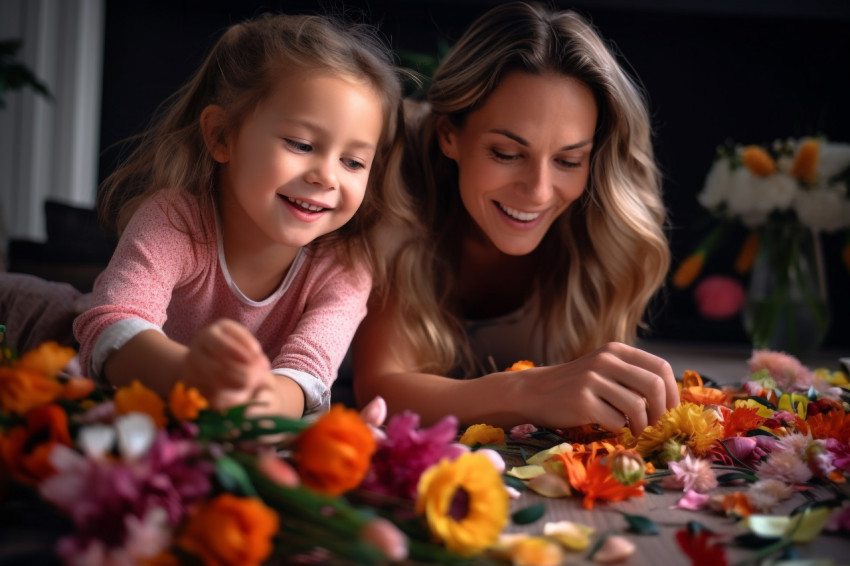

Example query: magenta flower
[693,275,745,320]
[748,350,813,391]
[359,411,465,499]
[715,437,770,468]
[509,424,538,440]
[826,438,850,473]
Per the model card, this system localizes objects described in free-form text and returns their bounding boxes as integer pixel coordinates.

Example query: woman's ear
[200,105,230,163]
[436,116,458,161]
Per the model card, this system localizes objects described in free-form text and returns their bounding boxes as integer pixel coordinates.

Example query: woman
[352,2,678,435]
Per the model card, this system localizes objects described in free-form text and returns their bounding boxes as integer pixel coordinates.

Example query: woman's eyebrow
[490,128,593,150]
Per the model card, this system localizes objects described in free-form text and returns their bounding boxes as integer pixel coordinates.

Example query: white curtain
[0,0,104,247]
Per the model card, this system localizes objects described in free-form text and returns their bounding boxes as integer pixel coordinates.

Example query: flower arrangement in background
[673,136,850,353]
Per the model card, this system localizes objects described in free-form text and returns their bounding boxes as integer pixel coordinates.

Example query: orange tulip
[735,232,759,274]
[505,360,535,371]
[741,145,776,176]
[168,382,209,421]
[791,138,820,185]
[0,404,71,484]
[176,494,279,566]
[296,404,376,496]
[672,252,705,289]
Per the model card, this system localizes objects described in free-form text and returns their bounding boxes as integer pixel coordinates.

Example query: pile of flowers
[0,341,524,565]
[2,342,849,565]
[501,355,850,564]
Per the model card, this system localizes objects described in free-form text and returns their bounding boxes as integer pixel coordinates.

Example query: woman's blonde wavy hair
[388,1,670,377]
[97,13,411,284]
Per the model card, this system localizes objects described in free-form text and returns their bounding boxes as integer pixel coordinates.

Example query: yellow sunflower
[416,452,508,556]
[631,402,723,466]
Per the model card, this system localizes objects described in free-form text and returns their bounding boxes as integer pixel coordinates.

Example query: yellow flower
[499,536,564,566]
[416,452,508,556]
[777,393,808,419]
[791,138,820,185]
[741,145,776,176]
[168,382,209,421]
[632,402,723,466]
[735,232,759,274]
[734,399,775,419]
[672,252,705,289]
[114,380,167,428]
[459,424,505,447]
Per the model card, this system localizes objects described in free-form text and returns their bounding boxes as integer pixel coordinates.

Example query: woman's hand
[516,342,678,436]
[183,319,271,410]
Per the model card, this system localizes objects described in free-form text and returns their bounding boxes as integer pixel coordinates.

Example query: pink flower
[509,424,538,440]
[359,411,465,499]
[673,490,711,511]
[715,437,769,468]
[747,478,792,511]
[360,518,408,561]
[756,448,812,484]
[826,439,850,473]
[693,275,745,320]
[826,502,850,533]
[748,350,813,391]
[663,453,718,493]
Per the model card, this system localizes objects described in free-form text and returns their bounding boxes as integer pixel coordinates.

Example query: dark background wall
[98,0,850,349]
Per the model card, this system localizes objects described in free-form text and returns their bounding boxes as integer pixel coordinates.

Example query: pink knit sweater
[73,189,371,412]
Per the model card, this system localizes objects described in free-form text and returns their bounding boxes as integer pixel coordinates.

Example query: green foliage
[0,39,52,108]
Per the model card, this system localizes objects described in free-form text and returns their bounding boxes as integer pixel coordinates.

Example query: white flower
[814,141,850,181]
[698,158,734,210]
[724,167,797,226]
[795,184,850,231]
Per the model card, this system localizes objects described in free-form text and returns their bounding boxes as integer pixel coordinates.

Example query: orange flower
[176,494,278,566]
[679,370,728,406]
[804,410,850,443]
[0,404,71,484]
[505,360,535,371]
[720,407,765,438]
[0,341,74,415]
[790,138,820,185]
[550,447,644,510]
[716,492,754,518]
[61,377,95,401]
[741,145,776,176]
[168,382,209,421]
[735,232,759,274]
[114,380,167,428]
[296,404,376,496]
[459,424,505,447]
[672,252,705,289]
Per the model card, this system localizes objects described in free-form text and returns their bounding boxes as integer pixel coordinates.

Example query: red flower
[675,525,728,566]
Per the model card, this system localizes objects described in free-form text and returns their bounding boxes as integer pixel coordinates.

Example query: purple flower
[826,438,850,473]
[359,411,465,499]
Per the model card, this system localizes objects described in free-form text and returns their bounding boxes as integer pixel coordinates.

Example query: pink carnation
[509,424,538,440]
[359,411,465,499]
[748,350,813,391]
[693,275,745,320]
[663,453,718,493]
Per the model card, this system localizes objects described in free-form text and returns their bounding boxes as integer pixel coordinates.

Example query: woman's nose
[521,162,554,204]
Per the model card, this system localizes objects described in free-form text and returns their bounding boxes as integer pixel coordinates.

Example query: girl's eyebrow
[490,128,593,151]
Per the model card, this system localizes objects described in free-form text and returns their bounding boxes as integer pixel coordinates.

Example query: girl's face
[213,68,383,254]
[439,71,598,256]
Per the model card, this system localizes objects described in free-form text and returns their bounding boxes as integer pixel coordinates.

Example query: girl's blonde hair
[390,1,670,376]
[98,13,409,282]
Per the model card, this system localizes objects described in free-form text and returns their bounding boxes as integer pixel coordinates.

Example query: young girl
[353,2,679,434]
[74,13,407,418]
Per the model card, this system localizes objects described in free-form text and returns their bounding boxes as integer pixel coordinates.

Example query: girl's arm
[352,301,679,435]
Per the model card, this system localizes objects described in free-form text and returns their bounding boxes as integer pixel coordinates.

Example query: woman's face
[439,71,598,256]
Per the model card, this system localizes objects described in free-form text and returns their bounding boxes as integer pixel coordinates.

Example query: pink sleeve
[270,258,371,389]
[73,192,203,375]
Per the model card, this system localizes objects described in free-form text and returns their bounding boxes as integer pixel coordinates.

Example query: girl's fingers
[589,376,650,434]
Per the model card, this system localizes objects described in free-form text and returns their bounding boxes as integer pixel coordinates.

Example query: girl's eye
[490,148,520,162]
[284,139,312,152]
[342,157,367,171]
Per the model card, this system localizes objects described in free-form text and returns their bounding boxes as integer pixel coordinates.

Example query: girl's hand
[183,319,271,409]
[517,342,678,436]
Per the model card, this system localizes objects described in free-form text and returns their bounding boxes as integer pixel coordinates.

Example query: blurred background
[2,0,849,349]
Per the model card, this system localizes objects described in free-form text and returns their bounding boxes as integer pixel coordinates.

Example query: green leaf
[686,521,714,535]
[215,455,257,496]
[511,503,545,525]
[743,396,777,410]
[644,482,665,495]
[717,472,759,484]
[502,474,527,491]
[620,512,659,535]
[745,428,778,438]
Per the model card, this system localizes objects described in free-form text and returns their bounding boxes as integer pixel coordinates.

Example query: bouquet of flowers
[673,136,850,353]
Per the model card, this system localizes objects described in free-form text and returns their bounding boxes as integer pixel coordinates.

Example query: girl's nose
[305,156,337,190]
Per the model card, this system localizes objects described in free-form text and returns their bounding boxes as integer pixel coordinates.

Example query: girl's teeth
[499,203,540,222]
[288,197,324,212]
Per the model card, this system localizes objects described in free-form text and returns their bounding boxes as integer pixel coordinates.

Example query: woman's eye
[490,148,519,162]
[284,139,312,152]
[557,158,582,168]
